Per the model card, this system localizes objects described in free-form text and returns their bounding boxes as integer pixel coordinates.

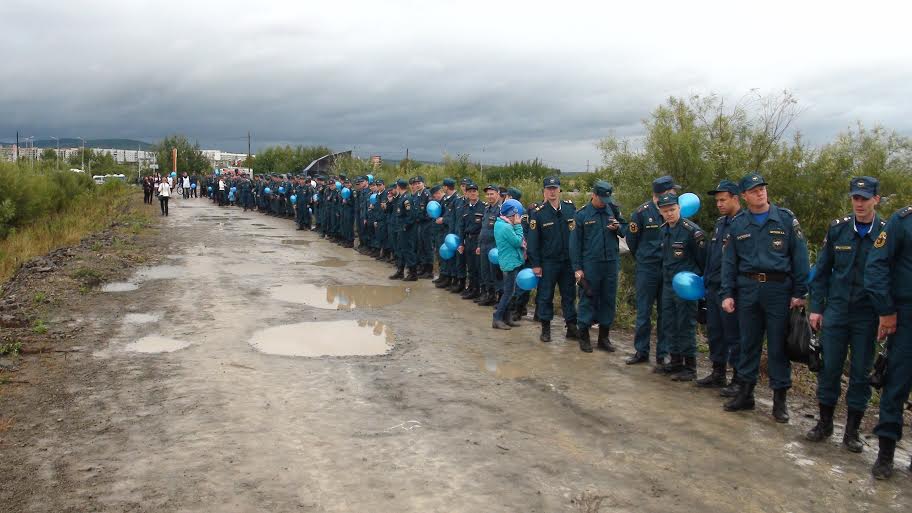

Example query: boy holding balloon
[492,199,527,330]
[657,192,707,381]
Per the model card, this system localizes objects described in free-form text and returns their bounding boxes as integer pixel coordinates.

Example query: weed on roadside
[0,340,22,356]
[31,319,48,334]
[71,267,103,287]
[33,292,46,304]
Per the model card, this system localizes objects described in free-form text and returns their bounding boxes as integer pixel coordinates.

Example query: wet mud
[6,197,911,513]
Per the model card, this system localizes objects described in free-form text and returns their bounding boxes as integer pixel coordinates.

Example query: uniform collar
[854,214,880,239]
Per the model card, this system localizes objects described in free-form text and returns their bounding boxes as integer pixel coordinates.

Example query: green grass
[31,319,48,334]
[0,340,22,356]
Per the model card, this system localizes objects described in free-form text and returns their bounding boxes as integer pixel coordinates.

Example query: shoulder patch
[900,206,912,218]
[530,219,537,230]
[535,204,544,212]
[568,218,576,231]
[874,231,887,248]
[682,219,696,231]
[629,222,639,233]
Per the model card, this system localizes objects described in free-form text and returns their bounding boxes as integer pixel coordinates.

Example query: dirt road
[2,196,910,512]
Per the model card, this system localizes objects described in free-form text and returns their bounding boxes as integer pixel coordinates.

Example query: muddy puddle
[280,239,311,246]
[271,283,409,310]
[258,227,278,230]
[125,335,191,353]
[102,265,185,292]
[311,257,347,268]
[123,313,161,324]
[478,356,531,379]
[249,319,393,357]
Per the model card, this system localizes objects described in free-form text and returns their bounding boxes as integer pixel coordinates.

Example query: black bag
[696,299,708,325]
[785,307,822,370]
[870,337,891,390]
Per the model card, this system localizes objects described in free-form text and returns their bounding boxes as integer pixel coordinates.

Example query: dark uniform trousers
[662,280,698,358]
[577,260,619,329]
[706,286,740,367]
[735,278,793,390]
[874,303,912,441]
[817,307,877,411]
[537,260,577,325]
[634,263,668,359]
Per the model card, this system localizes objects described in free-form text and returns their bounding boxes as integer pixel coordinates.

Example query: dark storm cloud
[2,0,910,170]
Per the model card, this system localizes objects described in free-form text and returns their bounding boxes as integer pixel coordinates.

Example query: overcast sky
[2,0,909,170]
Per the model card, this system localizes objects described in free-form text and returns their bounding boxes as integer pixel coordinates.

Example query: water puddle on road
[123,313,160,324]
[271,283,409,310]
[101,265,184,292]
[249,320,393,357]
[311,257,347,268]
[478,356,531,379]
[258,227,278,230]
[280,239,312,246]
[125,335,191,353]
[102,282,140,292]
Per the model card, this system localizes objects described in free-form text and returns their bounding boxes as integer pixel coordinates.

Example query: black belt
[741,272,788,283]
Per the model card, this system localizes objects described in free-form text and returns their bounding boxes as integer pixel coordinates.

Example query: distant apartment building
[201,149,251,167]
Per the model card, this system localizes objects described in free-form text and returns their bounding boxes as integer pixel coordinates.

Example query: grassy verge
[0,183,151,284]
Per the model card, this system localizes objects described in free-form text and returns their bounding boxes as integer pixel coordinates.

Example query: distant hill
[0,138,154,150]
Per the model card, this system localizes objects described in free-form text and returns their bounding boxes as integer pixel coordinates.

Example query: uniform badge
[568,219,576,231]
[404,200,411,210]
[530,219,537,230]
[629,222,639,233]
[673,249,684,258]
[772,239,784,250]
[874,231,887,248]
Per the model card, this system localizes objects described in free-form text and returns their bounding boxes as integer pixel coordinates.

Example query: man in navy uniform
[528,176,578,343]
[721,173,810,423]
[457,182,485,299]
[569,181,625,353]
[625,176,678,367]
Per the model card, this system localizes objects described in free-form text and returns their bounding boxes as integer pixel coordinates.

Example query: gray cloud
[2,0,910,171]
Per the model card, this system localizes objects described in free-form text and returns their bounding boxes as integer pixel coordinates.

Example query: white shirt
[218,180,226,191]
[158,182,171,197]
[182,177,191,187]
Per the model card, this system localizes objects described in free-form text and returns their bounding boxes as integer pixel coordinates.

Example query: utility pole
[79,137,86,171]
[247,131,251,169]
[51,136,59,170]
[15,131,19,162]
[586,160,589,173]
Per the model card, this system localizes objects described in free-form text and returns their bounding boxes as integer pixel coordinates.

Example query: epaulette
[830,216,851,227]
[681,218,697,231]
[563,199,573,204]
[636,202,650,213]
[900,206,912,218]
[779,207,796,219]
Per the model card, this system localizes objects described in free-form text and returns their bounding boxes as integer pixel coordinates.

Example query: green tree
[153,135,210,177]
[40,148,58,164]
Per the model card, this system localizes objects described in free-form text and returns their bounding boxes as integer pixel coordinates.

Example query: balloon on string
[290,194,297,205]
[426,200,442,218]
[439,244,456,260]
[191,183,197,189]
[679,193,701,218]
[516,268,539,291]
[367,174,374,184]
[672,271,705,300]
[230,186,237,193]
[370,193,378,205]
[488,248,499,265]
[264,187,272,195]
[207,186,213,192]
[335,181,342,190]
[278,186,285,194]
[341,187,351,199]
[170,171,177,178]
[444,233,461,250]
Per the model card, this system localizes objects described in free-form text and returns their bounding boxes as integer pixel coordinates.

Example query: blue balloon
[426,200,442,218]
[228,192,235,202]
[290,194,297,205]
[444,233,461,250]
[230,186,237,193]
[264,187,272,195]
[439,244,456,260]
[516,268,539,291]
[335,181,342,190]
[367,174,374,184]
[672,271,705,300]
[278,186,286,194]
[370,193,378,204]
[207,186,213,192]
[191,183,197,189]
[679,192,701,218]
[215,169,221,176]
[313,193,320,202]
[488,248,499,265]
[341,187,352,199]
[170,171,177,178]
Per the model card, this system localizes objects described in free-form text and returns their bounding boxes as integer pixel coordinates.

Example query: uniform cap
[543,176,561,188]
[850,176,879,199]
[657,192,679,207]
[707,179,740,196]
[443,178,456,187]
[593,180,615,202]
[506,187,522,200]
[652,175,681,194]
[739,172,768,192]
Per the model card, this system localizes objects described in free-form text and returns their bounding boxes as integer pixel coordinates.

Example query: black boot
[654,354,682,375]
[449,278,465,293]
[696,362,727,388]
[435,276,452,289]
[389,267,404,280]
[671,356,697,381]
[565,323,580,341]
[872,437,896,480]
[719,371,741,398]
[578,327,593,353]
[404,266,418,281]
[540,321,551,343]
[625,352,649,365]
[596,326,615,352]
[418,264,433,279]
[432,272,444,284]
[473,288,488,303]
[772,388,790,423]
[842,409,864,453]
[805,403,835,442]
[723,381,756,412]
[462,284,480,300]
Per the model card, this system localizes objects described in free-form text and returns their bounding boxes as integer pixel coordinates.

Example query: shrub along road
[1,195,909,513]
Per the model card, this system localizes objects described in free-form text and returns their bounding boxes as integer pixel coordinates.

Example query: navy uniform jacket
[527,200,576,266]
[626,200,664,265]
[810,214,885,316]
[704,213,739,290]
[720,204,811,301]
[415,188,431,224]
[458,200,485,241]
[569,202,624,271]
[661,219,707,280]
[446,194,463,234]
[480,202,501,246]
[865,206,912,315]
